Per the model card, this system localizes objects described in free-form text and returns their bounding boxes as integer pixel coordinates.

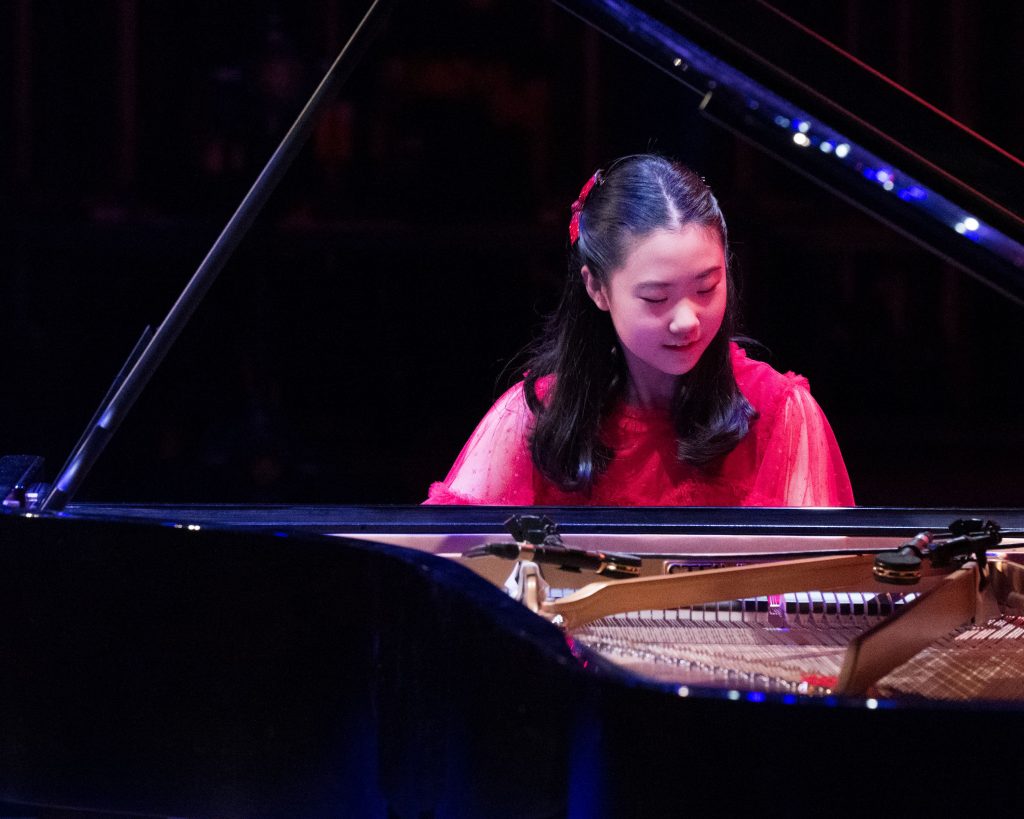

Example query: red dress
[426,344,854,506]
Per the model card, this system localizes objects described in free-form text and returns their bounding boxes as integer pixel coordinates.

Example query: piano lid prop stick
[39,0,395,512]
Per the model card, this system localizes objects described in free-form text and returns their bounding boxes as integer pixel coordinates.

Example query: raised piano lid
[556,0,1024,304]
[57,1,1024,540]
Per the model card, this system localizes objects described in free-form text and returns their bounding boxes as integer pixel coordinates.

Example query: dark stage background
[2,0,1023,506]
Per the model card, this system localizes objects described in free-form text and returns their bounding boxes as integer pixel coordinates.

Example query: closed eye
[639,297,667,304]
[697,282,720,295]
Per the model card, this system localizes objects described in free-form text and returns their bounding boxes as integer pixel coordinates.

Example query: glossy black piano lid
[557,0,1024,303]
[0,509,577,816]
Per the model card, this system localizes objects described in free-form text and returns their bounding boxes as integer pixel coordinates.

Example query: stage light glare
[897,186,927,202]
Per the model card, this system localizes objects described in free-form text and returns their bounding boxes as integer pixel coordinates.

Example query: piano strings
[544,551,1024,699]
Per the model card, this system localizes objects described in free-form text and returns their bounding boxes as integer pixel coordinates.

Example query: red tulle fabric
[425,344,854,507]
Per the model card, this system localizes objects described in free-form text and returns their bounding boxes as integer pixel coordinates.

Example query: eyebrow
[634,266,722,288]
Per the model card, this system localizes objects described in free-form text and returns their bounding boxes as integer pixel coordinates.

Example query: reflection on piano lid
[557,0,1024,303]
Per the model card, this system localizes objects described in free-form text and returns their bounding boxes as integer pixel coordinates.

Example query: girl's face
[582,225,728,408]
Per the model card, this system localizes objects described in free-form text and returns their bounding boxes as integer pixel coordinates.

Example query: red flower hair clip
[568,170,604,244]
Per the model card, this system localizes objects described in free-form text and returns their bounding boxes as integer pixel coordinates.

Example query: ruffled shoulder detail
[426,482,485,505]
[730,342,810,418]
[525,372,556,404]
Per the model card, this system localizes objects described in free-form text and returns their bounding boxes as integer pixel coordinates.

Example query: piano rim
[15,504,1024,714]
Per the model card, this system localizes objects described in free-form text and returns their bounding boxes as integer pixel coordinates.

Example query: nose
[668,301,699,336]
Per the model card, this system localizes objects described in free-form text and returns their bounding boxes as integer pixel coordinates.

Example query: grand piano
[4,1,1024,816]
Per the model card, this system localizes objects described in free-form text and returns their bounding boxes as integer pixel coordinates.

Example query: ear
[581,265,610,312]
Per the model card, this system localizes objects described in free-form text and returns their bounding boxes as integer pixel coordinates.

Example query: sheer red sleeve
[751,382,855,506]
[424,382,537,505]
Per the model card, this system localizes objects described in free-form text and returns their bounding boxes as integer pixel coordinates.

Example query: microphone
[464,540,641,578]
[464,514,641,579]
[873,518,1001,586]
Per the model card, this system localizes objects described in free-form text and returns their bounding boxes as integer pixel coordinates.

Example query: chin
[658,348,706,375]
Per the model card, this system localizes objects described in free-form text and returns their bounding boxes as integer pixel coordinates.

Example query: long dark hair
[523,154,756,493]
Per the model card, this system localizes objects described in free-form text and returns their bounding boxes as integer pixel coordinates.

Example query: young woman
[426,154,854,506]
